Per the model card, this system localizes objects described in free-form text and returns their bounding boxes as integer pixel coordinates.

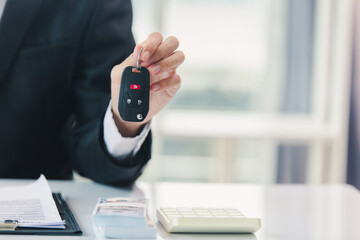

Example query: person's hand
[111,32,185,137]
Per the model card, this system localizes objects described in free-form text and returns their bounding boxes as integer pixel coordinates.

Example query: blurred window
[132,0,353,184]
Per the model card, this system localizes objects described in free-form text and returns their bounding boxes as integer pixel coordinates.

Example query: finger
[150,74,181,93]
[147,51,184,84]
[148,51,185,77]
[140,32,163,62]
[150,70,175,86]
[142,36,180,66]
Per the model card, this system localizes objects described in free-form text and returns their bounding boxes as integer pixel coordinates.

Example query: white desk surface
[0,180,359,240]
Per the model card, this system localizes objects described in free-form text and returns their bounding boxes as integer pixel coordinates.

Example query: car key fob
[118,66,150,122]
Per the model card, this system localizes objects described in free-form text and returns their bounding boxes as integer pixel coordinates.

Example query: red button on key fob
[130,84,141,90]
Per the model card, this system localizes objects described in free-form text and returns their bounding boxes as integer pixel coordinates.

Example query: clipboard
[0,192,83,235]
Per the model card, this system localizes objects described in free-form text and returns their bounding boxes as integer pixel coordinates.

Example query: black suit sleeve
[67,0,151,185]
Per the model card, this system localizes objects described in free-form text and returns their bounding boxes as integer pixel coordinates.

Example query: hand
[111,32,185,137]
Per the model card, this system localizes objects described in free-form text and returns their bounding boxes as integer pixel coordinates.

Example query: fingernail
[141,51,150,61]
[149,65,161,74]
[151,83,160,91]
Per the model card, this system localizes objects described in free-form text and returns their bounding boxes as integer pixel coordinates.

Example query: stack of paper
[92,198,156,239]
[0,175,64,229]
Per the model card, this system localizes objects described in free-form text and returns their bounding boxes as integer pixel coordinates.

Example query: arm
[68,0,150,185]
[68,0,184,185]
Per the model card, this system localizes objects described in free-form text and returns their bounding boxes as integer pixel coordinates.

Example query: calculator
[157,207,261,233]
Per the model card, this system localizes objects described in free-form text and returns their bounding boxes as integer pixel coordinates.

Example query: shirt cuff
[103,101,151,159]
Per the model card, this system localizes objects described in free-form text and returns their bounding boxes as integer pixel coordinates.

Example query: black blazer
[0,0,151,184]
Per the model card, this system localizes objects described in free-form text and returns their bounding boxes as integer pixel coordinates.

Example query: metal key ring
[136,47,143,69]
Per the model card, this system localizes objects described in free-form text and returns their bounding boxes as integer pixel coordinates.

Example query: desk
[0,180,359,240]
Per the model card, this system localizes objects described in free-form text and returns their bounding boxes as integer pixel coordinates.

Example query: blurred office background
[131,0,360,188]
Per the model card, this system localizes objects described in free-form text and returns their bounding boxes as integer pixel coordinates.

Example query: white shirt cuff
[103,101,151,159]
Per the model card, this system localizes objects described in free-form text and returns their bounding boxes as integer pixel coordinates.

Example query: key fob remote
[118,66,150,122]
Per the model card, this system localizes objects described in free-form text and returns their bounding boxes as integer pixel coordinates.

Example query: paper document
[0,175,64,229]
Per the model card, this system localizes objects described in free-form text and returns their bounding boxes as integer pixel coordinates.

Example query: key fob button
[123,92,137,108]
[123,92,132,104]
[130,84,141,90]
[138,100,142,105]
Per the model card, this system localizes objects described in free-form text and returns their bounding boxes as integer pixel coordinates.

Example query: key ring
[136,47,143,69]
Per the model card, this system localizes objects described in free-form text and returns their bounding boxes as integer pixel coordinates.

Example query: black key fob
[118,66,150,122]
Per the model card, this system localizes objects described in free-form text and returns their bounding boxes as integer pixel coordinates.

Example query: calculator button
[181,213,195,216]
[162,208,176,211]
[209,209,224,212]
[225,209,241,213]
[194,209,208,213]
[213,213,227,216]
[165,211,179,214]
[177,208,192,211]
[164,211,177,214]
[165,212,178,215]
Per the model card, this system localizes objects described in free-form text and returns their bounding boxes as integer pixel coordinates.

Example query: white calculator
[157,207,261,233]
